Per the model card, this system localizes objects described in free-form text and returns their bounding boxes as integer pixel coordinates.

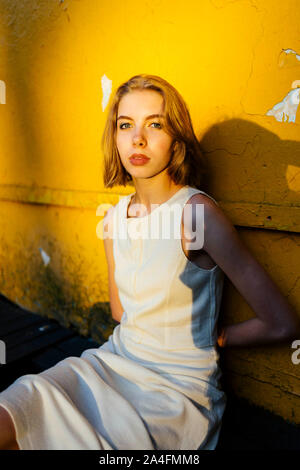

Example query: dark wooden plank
[30,347,72,371]
[55,336,100,357]
[0,294,36,319]
[0,308,28,325]
[6,328,75,364]
[4,320,60,349]
[0,314,46,337]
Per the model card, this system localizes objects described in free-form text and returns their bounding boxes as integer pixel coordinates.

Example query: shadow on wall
[198,118,300,206]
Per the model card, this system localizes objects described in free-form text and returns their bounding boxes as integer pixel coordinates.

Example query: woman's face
[116,89,175,180]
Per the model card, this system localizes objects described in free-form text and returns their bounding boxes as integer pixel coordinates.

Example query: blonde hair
[101,74,207,189]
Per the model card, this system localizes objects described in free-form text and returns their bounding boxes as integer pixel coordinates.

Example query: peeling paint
[39,247,50,266]
[101,74,112,111]
[292,79,300,89]
[282,48,300,61]
[266,88,300,123]
[0,80,5,104]
[279,49,300,68]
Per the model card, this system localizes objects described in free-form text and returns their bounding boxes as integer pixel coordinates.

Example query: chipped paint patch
[282,49,300,61]
[266,88,300,123]
[0,80,6,104]
[279,49,300,68]
[292,80,300,89]
[39,247,50,266]
[101,74,112,111]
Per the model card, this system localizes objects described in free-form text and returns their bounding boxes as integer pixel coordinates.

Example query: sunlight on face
[116,90,174,180]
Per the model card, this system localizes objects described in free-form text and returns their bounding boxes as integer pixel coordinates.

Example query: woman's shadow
[200,118,300,207]
[198,116,300,347]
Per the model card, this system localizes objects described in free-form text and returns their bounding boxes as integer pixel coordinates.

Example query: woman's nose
[133,129,146,146]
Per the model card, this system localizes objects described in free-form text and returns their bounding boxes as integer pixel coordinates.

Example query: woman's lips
[129,155,150,166]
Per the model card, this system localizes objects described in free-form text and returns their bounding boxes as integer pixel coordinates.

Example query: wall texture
[0,0,299,423]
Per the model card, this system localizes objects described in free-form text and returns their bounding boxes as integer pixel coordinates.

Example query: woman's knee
[0,405,19,450]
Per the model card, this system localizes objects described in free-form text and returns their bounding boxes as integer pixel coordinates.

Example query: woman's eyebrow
[117,114,164,121]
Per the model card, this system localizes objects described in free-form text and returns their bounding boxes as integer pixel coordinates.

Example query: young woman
[0,74,299,450]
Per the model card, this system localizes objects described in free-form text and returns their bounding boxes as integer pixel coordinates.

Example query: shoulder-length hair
[101,74,207,189]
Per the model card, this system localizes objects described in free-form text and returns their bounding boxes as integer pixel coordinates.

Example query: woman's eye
[119,123,130,129]
[119,122,162,130]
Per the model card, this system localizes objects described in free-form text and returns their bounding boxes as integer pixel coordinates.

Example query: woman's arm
[191,194,300,348]
[103,206,124,323]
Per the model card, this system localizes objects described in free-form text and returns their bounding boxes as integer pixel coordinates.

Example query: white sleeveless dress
[0,185,226,450]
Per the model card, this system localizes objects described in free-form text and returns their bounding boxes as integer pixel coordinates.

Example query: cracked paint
[39,247,50,266]
[286,165,300,192]
[101,74,112,112]
[266,88,300,123]
[0,80,5,104]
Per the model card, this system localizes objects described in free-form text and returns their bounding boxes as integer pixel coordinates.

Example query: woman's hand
[217,326,227,348]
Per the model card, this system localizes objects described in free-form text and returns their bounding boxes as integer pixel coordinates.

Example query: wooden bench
[0,293,99,392]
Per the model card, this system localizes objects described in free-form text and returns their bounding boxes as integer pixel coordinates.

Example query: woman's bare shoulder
[183,192,231,237]
[185,192,220,209]
[183,192,243,273]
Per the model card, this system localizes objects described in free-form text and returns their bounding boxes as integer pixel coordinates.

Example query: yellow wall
[0,0,299,422]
